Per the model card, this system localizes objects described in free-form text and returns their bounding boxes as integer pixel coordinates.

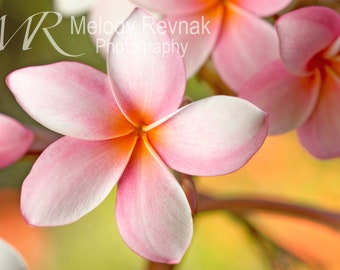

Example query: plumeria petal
[0,114,34,168]
[233,0,292,17]
[239,60,321,135]
[7,62,133,140]
[107,9,186,125]
[212,3,279,92]
[298,68,340,159]
[324,36,340,59]
[0,239,26,270]
[54,0,97,16]
[131,0,218,15]
[21,135,136,226]
[116,139,193,264]
[89,0,136,55]
[163,5,223,78]
[276,6,340,76]
[148,96,268,176]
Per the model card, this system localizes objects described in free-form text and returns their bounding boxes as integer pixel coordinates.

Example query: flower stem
[146,261,175,270]
[231,214,308,269]
[197,60,236,96]
[178,174,198,215]
[198,194,340,229]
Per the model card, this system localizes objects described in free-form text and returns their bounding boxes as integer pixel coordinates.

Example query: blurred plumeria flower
[240,6,340,159]
[54,0,292,91]
[6,9,268,263]
[89,0,292,91]
[132,0,292,91]
[0,239,27,270]
[0,113,34,169]
[54,0,98,16]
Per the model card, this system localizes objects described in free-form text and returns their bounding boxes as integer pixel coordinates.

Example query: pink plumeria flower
[6,9,268,263]
[240,6,340,159]
[90,0,292,91]
[0,239,27,270]
[135,0,293,91]
[0,113,34,169]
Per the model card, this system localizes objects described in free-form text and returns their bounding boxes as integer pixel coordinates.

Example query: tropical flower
[55,0,292,91]
[128,0,293,91]
[88,0,292,91]
[240,6,340,159]
[0,113,34,169]
[6,9,268,263]
[0,239,27,270]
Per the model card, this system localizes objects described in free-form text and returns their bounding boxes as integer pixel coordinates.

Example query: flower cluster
[2,0,340,268]
[240,6,340,159]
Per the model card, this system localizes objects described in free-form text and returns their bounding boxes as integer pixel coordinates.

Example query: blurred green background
[1,1,340,269]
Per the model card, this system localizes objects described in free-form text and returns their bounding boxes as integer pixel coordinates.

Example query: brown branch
[198,194,340,230]
[146,262,175,270]
[197,59,236,96]
[178,174,198,215]
[232,215,311,270]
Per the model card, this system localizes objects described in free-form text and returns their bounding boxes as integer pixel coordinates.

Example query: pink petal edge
[148,95,268,176]
[89,0,136,56]
[21,135,136,226]
[239,60,321,135]
[213,3,279,92]
[276,6,340,75]
[298,68,340,159]
[107,8,186,125]
[0,114,34,168]
[6,61,133,140]
[163,4,223,78]
[116,139,193,263]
